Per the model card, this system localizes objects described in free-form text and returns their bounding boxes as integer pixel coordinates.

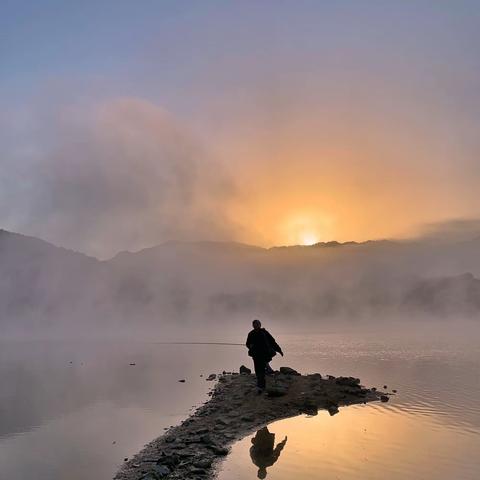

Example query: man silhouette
[246,319,283,392]
[250,426,287,479]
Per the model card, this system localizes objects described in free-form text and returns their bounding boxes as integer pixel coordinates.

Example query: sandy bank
[114,368,382,480]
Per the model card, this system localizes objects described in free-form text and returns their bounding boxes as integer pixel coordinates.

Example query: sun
[279,211,332,247]
[300,232,319,246]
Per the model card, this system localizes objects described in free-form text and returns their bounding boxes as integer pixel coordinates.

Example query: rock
[153,464,171,477]
[191,467,207,475]
[380,395,389,402]
[141,474,159,480]
[383,385,388,389]
[392,389,397,393]
[266,386,288,397]
[129,363,136,366]
[241,415,254,422]
[239,365,251,374]
[335,377,360,387]
[157,453,179,467]
[327,404,339,416]
[177,449,194,458]
[178,379,186,383]
[300,399,318,416]
[209,444,229,456]
[200,434,214,444]
[193,458,213,469]
[206,374,216,381]
[279,367,300,376]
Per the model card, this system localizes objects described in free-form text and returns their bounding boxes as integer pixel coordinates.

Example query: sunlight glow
[276,212,333,247]
[300,233,319,246]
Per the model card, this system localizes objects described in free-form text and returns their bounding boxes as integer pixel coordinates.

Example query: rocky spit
[114,367,382,480]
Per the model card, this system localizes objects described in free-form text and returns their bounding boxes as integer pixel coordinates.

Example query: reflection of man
[249,426,287,479]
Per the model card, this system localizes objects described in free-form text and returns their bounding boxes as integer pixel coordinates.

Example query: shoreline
[114,368,382,480]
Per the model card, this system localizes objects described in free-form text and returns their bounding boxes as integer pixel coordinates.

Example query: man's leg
[253,357,266,390]
[265,363,274,374]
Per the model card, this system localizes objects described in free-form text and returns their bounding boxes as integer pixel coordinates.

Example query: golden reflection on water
[218,404,480,480]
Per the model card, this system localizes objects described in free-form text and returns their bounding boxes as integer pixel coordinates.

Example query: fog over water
[1,220,480,340]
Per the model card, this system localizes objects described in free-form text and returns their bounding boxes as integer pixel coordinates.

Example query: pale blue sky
[2,1,480,256]
[3,1,480,112]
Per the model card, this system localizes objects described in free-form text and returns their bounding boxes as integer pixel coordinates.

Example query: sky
[2,0,480,258]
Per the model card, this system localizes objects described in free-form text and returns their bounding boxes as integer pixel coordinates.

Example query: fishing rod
[152,341,244,346]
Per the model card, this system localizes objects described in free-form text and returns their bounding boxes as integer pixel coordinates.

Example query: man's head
[258,467,267,479]
[252,319,262,330]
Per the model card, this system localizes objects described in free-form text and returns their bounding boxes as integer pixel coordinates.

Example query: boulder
[380,395,389,402]
[206,373,216,381]
[300,398,318,416]
[239,365,251,374]
[153,464,170,478]
[279,367,300,376]
[266,386,288,397]
[327,404,339,416]
[141,474,159,480]
[335,377,360,387]
[193,457,213,469]
[190,467,207,475]
[200,434,214,445]
[210,445,229,456]
[157,453,179,468]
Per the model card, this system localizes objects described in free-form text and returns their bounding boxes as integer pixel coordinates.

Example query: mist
[1,219,480,341]
[0,98,238,259]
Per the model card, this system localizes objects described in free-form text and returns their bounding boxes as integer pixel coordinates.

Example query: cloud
[0,98,238,258]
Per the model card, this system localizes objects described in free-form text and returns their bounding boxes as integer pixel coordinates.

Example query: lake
[1,327,479,479]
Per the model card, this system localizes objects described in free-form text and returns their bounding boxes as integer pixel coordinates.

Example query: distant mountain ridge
[1,228,480,336]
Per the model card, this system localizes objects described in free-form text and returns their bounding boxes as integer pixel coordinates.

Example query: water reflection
[249,427,287,478]
[219,404,480,480]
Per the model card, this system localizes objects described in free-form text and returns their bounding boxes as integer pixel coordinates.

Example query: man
[246,319,283,392]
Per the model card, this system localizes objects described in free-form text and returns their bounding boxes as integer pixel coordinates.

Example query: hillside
[1,229,479,336]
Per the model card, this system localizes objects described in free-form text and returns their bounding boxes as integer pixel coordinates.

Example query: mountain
[1,229,480,337]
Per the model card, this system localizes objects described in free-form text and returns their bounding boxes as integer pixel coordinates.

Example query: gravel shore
[114,368,381,480]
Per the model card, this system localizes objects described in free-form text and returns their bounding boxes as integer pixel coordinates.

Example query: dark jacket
[246,328,282,361]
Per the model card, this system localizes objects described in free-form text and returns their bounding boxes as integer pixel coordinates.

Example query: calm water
[0,329,479,479]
